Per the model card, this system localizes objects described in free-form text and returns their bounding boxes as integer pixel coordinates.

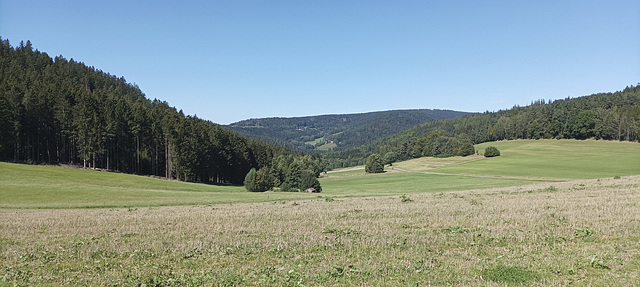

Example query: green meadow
[2,140,638,209]
[0,163,317,209]
[320,171,537,196]
[2,139,640,285]
[433,139,640,179]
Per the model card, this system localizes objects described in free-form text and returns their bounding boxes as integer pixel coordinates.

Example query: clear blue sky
[2,1,639,124]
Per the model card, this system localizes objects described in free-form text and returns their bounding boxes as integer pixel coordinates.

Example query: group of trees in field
[364,131,476,173]
[325,85,640,169]
[0,38,321,185]
[411,131,476,158]
[244,154,322,192]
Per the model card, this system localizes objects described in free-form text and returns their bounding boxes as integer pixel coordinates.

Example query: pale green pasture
[0,162,316,209]
[317,142,337,151]
[320,170,538,196]
[2,140,637,208]
[435,140,640,179]
[392,156,482,171]
[304,137,324,145]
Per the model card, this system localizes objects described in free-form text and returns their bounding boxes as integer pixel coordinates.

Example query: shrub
[244,168,271,192]
[365,153,384,173]
[244,168,259,192]
[484,146,501,157]
[400,195,413,202]
[456,142,475,157]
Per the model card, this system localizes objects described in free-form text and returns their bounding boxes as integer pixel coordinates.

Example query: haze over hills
[228,109,470,151]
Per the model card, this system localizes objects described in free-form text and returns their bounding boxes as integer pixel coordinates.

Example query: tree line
[324,85,640,169]
[0,38,316,185]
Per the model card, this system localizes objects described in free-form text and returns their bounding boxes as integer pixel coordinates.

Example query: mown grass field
[0,162,322,209]
[1,176,639,286]
[1,139,639,285]
[433,139,640,179]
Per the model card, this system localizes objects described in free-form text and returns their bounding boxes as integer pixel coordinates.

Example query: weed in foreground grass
[589,255,611,270]
[322,226,358,237]
[574,226,594,238]
[400,195,413,202]
[0,238,18,246]
[481,265,541,284]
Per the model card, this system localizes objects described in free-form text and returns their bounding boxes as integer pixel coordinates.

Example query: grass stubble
[1,176,639,286]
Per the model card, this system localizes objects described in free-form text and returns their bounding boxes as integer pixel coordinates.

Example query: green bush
[244,168,273,192]
[484,146,501,157]
[244,168,258,192]
[365,153,384,173]
[456,142,475,157]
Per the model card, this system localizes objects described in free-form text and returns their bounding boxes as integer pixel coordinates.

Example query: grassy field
[431,140,640,179]
[305,138,338,151]
[320,170,538,196]
[317,142,338,151]
[1,176,639,286]
[1,139,639,285]
[0,155,540,209]
[0,162,320,209]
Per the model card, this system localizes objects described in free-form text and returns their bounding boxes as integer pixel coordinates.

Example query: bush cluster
[484,146,501,157]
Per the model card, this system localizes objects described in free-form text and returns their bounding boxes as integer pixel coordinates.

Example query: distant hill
[322,85,640,169]
[228,109,471,151]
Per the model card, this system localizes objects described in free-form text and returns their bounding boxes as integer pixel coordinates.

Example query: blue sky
[2,1,639,124]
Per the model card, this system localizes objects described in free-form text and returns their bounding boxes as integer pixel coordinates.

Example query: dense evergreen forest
[229,109,469,151]
[0,38,304,185]
[324,85,640,168]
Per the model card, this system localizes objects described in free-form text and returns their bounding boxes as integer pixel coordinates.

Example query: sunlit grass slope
[320,170,538,196]
[417,139,639,179]
[2,140,637,208]
[0,162,317,209]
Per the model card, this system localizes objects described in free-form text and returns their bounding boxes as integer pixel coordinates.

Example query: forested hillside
[324,85,640,168]
[229,109,469,151]
[0,38,300,185]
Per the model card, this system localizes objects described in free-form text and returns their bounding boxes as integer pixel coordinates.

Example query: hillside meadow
[1,139,639,285]
[433,139,640,179]
[0,162,321,209]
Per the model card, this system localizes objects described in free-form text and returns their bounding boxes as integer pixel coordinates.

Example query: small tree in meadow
[484,146,501,157]
[244,167,272,192]
[244,168,259,192]
[455,142,475,157]
[365,153,384,173]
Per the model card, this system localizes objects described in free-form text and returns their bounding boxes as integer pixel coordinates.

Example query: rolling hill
[228,109,470,151]
[322,85,640,168]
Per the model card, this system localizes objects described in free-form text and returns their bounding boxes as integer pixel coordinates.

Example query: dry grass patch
[1,176,639,286]
[392,155,483,172]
